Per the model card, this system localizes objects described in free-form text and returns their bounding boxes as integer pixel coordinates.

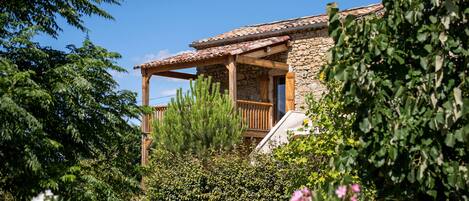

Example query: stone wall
[197,64,270,102]
[286,28,334,110]
[196,27,334,111]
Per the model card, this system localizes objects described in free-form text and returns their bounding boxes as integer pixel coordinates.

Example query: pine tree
[152,75,244,160]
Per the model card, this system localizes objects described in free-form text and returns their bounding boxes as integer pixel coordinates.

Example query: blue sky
[35,0,379,106]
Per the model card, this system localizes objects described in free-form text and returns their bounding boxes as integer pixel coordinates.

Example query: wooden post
[268,73,274,128]
[226,56,237,105]
[285,72,295,111]
[141,72,151,166]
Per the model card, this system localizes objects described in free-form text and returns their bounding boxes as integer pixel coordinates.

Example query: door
[273,76,286,123]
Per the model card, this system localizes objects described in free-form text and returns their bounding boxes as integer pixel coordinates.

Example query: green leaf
[453,87,462,105]
[417,162,427,182]
[60,174,77,182]
[359,118,371,133]
[429,15,438,23]
[439,32,448,43]
[405,11,416,23]
[435,55,443,72]
[389,147,398,161]
[445,133,455,147]
[417,32,428,42]
[424,44,433,53]
[435,70,444,88]
[394,54,405,64]
[420,57,429,70]
[408,168,416,183]
[426,190,437,199]
[454,131,464,143]
[395,86,405,98]
[441,16,451,29]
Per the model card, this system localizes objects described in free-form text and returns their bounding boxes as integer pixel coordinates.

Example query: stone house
[135,3,383,163]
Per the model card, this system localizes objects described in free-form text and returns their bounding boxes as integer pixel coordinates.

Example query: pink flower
[290,190,303,201]
[290,188,313,201]
[351,184,360,193]
[301,187,311,197]
[351,195,358,201]
[335,185,347,198]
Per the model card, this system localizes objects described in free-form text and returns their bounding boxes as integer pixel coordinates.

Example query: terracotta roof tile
[138,36,290,69]
[136,3,384,69]
[191,3,383,48]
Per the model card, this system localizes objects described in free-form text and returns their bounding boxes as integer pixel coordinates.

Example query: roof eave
[190,4,384,49]
[190,22,327,49]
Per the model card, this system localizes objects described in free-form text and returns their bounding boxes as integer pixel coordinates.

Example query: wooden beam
[241,43,289,58]
[285,72,295,111]
[146,57,227,75]
[225,56,237,105]
[244,130,268,138]
[155,71,197,80]
[236,55,289,70]
[141,74,151,166]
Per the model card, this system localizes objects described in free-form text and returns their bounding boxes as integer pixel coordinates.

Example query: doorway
[273,76,286,123]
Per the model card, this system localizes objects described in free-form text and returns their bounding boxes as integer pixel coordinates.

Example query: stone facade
[286,28,334,110]
[197,64,270,102]
[197,28,334,111]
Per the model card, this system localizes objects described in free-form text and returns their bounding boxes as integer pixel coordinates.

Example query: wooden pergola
[136,36,295,165]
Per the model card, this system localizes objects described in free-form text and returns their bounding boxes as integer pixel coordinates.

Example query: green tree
[0,0,141,200]
[152,76,244,160]
[0,36,141,200]
[324,1,469,199]
[0,0,120,37]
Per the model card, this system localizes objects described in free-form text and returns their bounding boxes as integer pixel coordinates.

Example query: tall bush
[152,76,244,158]
[324,1,469,199]
[145,150,305,201]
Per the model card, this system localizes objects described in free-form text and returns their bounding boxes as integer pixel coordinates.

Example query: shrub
[324,1,469,199]
[273,81,374,200]
[145,150,306,201]
[152,76,244,159]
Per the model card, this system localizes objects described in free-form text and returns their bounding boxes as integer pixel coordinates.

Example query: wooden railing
[150,100,273,135]
[151,106,167,123]
[237,100,273,132]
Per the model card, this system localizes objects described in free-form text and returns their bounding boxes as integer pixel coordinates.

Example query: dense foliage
[323,1,469,199]
[0,0,120,37]
[0,0,141,200]
[273,82,368,199]
[145,150,305,201]
[152,76,244,159]
[0,35,141,200]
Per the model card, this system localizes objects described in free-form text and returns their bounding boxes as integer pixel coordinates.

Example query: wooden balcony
[152,105,167,122]
[149,100,273,138]
[237,100,273,138]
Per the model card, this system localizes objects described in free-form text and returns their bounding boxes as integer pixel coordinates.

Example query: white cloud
[165,77,191,83]
[142,49,173,63]
[160,89,178,96]
[128,49,196,81]
[133,49,194,65]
